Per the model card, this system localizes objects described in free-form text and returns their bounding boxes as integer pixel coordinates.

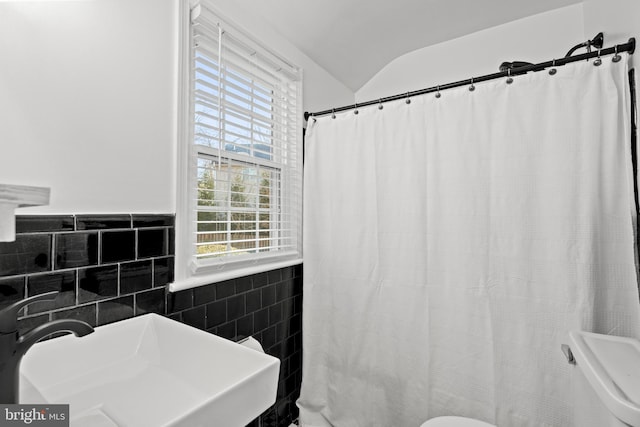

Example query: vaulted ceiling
[239,0,583,91]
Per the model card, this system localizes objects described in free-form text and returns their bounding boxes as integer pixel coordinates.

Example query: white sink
[19,313,280,427]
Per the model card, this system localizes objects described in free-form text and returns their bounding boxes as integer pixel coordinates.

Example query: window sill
[168,257,303,292]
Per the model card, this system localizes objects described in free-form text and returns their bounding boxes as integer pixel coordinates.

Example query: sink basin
[19,313,280,427]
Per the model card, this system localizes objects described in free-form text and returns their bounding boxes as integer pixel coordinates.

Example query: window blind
[189,2,302,272]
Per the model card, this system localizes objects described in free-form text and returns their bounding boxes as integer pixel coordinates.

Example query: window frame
[173,0,303,291]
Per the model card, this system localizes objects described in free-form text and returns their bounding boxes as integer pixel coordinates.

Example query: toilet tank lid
[569,331,640,427]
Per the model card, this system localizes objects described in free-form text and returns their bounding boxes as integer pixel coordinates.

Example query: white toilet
[420,416,495,427]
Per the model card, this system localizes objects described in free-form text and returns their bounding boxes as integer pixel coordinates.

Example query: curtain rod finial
[629,38,636,55]
[304,111,310,121]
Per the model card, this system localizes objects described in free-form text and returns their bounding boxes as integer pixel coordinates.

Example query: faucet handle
[0,291,58,334]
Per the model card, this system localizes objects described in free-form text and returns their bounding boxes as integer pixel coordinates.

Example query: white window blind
[185,2,302,278]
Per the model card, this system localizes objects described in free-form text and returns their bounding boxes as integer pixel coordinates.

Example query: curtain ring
[405,92,411,104]
[354,102,359,115]
[378,98,384,110]
[469,77,475,92]
[613,45,622,63]
[549,59,557,75]
[435,85,441,98]
[506,68,514,85]
[331,108,336,119]
[594,49,602,66]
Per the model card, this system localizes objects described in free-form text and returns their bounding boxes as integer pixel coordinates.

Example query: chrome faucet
[0,291,94,403]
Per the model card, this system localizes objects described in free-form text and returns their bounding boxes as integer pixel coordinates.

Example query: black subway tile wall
[54,232,98,269]
[168,265,303,427]
[0,234,51,276]
[138,228,168,258]
[153,256,174,287]
[120,260,153,294]
[101,230,136,263]
[27,271,76,313]
[15,215,75,234]
[97,295,134,326]
[134,287,165,315]
[77,265,119,303]
[0,214,175,328]
[0,276,26,309]
[0,214,302,427]
[76,214,132,231]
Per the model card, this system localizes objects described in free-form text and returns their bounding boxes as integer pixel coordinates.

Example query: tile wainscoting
[168,265,303,427]
[0,214,302,427]
[0,214,174,328]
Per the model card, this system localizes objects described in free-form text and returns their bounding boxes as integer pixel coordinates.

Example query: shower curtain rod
[304,38,636,120]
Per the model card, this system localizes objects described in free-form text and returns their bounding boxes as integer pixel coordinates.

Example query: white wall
[205,0,354,115]
[0,0,177,214]
[356,4,585,102]
[583,0,639,46]
[205,0,354,114]
[583,0,640,68]
[7,0,635,216]
[0,0,353,214]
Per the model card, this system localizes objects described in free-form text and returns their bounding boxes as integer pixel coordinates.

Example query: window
[175,1,302,288]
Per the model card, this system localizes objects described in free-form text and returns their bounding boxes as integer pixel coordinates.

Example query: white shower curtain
[298,56,640,427]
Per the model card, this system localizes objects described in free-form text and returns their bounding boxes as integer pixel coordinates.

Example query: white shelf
[0,184,50,207]
[0,184,50,241]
